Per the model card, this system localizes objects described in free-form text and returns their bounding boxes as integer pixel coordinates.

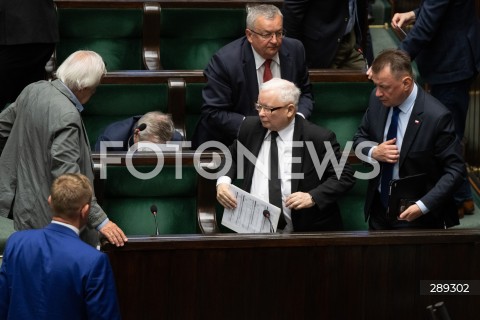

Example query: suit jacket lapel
[279,47,293,80]
[242,40,259,110]
[399,87,425,169]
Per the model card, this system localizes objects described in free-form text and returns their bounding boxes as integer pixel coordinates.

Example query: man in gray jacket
[0,50,127,247]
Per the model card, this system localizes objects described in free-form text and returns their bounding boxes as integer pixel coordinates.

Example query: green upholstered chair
[99,164,199,236]
[158,8,246,70]
[185,82,205,141]
[338,164,370,231]
[0,216,15,256]
[56,8,145,70]
[82,83,169,148]
[310,81,374,150]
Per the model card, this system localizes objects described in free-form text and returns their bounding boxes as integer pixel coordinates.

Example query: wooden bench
[101,229,480,320]
[97,69,373,145]
[90,69,374,231]
[92,151,219,235]
[52,0,282,72]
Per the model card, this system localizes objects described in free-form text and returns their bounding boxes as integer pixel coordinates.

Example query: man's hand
[100,221,128,247]
[398,204,423,222]
[372,138,400,164]
[216,183,237,209]
[391,11,416,29]
[285,192,315,210]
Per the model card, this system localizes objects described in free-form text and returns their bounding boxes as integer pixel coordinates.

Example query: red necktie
[263,59,273,83]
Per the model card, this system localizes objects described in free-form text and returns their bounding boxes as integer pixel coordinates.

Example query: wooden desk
[102,229,480,320]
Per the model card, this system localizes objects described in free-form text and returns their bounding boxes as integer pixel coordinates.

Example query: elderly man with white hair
[0,50,127,247]
[216,78,355,232]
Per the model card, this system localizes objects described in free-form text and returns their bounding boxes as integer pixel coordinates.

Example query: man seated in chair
[94,111,183,152]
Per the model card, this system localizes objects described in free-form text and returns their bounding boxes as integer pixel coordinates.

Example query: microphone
[136,123,147,131]
[263,210,274,233]
[150,204,159,236]
[128,123,147,148]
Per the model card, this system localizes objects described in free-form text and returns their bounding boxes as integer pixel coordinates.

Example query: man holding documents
[353,49,465,230]
[216,78,355,233]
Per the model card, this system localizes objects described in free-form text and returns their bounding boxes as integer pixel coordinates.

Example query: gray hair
[246,4,282,30]
[260,78,300,109]
[55,50,106,91]
[136,111,175,144]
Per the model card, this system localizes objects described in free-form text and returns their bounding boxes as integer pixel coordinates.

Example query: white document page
[221,184,281,233]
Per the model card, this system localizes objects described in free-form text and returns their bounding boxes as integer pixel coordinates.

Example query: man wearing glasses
[216,78,354,232]
[192,4,313,149]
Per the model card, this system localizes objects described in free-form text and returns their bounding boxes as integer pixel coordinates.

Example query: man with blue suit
[392,0,480,218]
[0,173,121,320]
[354,49,465,230]
[192,4,313,149]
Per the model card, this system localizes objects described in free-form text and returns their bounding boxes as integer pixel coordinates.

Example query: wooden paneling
[102,229,480,320]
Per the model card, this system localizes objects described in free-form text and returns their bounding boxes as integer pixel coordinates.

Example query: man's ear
[245,29,254,44]
[80,203,90,220]
[48,195,52,207]
[402,76,413,91]
[287,104,296,117]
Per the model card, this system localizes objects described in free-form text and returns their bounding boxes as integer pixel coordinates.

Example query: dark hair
[371,49,413,79]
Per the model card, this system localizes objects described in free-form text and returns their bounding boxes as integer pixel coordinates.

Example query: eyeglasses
[248,29,286,40]
[255,102,290,113]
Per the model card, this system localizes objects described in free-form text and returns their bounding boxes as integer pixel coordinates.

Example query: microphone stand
[263,210,274,233]
[153,213,160,236]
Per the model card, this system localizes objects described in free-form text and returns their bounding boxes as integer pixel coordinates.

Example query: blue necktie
[380,107,400,208]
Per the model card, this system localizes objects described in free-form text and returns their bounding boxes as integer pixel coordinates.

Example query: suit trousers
[430,77,475,204]
[330,31,366,70]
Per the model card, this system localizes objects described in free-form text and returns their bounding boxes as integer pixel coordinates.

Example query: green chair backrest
[82,83,169,148]
[310,82,373,149]
[0,216,15,255]
[101,164,198,235]
[159,8,246,69]
[338,164,370,231]
[185,82,205,141]
[57,8,144,70]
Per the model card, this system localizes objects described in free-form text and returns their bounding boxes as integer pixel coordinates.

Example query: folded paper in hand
[221,184,281,233]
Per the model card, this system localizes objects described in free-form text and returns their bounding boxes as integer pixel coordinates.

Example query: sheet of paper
[221,184,281,233]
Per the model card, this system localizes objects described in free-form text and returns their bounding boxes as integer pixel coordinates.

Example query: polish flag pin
[415,120,420,124]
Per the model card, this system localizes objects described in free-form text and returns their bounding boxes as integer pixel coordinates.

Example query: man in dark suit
[0,173,121,319]
[192,4,313,149]
[0,0,58,109]
[217,78,355,232]
[354,49,465,230]
[392,0,480,218]
[282,0,371,69]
